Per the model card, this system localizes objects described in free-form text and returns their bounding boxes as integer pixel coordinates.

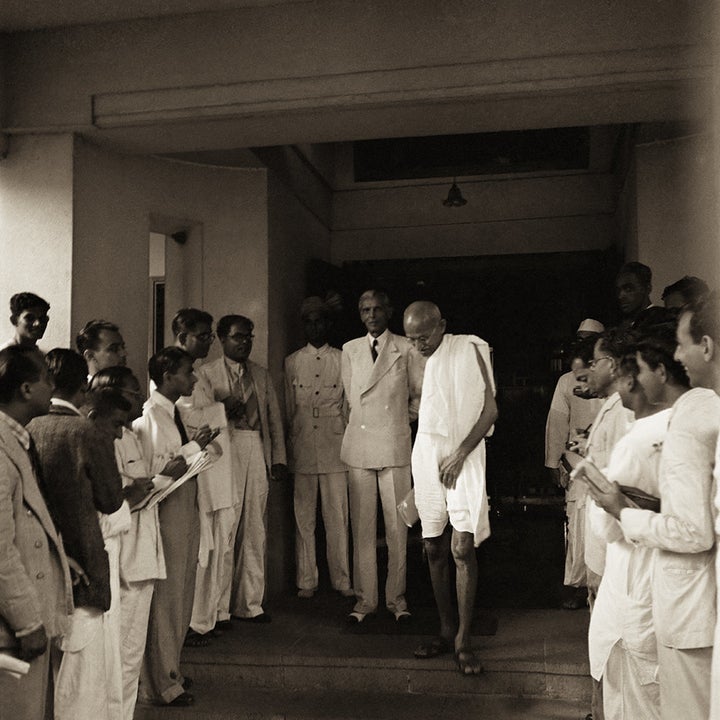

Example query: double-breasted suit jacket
[340,332,420,470]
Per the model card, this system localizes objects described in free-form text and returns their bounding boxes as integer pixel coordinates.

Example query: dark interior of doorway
[307,249,619,609]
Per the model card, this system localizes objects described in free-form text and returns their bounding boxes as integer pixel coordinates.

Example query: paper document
[132,451,215,512]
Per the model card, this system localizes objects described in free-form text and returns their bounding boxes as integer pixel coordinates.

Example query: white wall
[71,138,268,377]
[635,135,719,298]
[0,134,74,350]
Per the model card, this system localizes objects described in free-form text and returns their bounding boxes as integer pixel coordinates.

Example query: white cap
[577,318,605,334]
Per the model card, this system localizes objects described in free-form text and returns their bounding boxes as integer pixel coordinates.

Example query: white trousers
[55,535,123,720]
[658,644,711,720]
[224,431,268,619]
[119,579,154,720]
[348,465,410,615]
[190,506,236,633]
[294,471,351,592]
[603,641,660,720]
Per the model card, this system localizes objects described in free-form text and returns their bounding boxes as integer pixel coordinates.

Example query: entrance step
[171,605,591,707]
[135,686,589,719]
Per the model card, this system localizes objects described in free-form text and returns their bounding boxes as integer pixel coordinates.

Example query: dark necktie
[174,406,190,445]
[371,339,379,363]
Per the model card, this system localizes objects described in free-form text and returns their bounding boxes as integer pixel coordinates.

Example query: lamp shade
[442,181,467,207]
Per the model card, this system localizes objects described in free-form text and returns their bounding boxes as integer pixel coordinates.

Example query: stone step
[175,607,592,705]
[135,686,589,720]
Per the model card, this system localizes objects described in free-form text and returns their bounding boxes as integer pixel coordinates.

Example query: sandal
[413,637,453,659]
[454,647,483,675]
[184,631,210,647]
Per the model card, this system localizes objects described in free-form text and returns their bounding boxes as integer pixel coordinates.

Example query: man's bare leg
[451,529,482,674]
[423,528,456,643]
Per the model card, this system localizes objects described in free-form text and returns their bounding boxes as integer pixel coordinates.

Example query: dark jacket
[28,407,123,611]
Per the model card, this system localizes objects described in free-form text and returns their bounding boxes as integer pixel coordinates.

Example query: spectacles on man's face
[589,356,614,369]
[407,322,441,348]
[228,332,254,343]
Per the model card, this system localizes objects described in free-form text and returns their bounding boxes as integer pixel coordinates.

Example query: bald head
[403,301,446,357]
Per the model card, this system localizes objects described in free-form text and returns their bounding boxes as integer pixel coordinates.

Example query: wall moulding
[92,45,710,129]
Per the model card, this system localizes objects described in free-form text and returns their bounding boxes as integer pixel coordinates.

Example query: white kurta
[584,393,634,579]
[588,409,669,720]
[619,388,720,720]
[177,369,235,634]
[115,427,166,720]
[412,334,495,547]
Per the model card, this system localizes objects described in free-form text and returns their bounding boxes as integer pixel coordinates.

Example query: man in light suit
[200,314,287,623]
[341,290,421,624]
[0,346,73,720]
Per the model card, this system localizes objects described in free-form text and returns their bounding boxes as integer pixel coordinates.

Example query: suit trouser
[294,471,351,592]
[658,644,711,720]
[140,480,200,704]
[190,506,236,633]
[119,579,154,720]
[0,637,61,720]
[348,465,410,615]
[225,431,268,619]
[603,641,660,720]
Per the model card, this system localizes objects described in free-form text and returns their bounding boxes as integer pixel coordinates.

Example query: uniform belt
[305,407,341,419]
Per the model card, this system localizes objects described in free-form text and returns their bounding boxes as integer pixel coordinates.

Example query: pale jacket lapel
[362,333,401,395]
[0,422,61,547]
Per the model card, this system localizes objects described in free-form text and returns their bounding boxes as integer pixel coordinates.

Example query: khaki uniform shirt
[284,343,347,475]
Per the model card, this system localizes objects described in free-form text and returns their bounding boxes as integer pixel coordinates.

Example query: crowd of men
[545,263,720,720]
[0,288,497,719]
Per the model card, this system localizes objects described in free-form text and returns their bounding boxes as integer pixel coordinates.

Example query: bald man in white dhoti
[404,302,497,676]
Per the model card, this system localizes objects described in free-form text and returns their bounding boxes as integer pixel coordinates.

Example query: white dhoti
[412,432,489,546]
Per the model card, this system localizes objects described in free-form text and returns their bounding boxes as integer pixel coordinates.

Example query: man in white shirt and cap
[404,301,497,675]
[545,319,605,609]
[285,296,352,599]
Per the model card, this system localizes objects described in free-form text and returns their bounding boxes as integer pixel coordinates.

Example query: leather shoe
[214,620,233,632]
[233,612,272,624]
[346,611,367,624]
[181,676,193,691]
[394,610,412,624]
[167,692,194,707]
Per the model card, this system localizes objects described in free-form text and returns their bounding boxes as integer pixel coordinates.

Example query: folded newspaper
[0,652,30,678]
[132,450,214,512]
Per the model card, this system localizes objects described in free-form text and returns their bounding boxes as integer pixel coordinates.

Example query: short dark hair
[0,346,44,404]
[10,292,50,324]
[683,290,720,344]
[596,327,630,361]
[148,347,192,386]
[171,308,214,338]
[618,262,652,288]
[636,320,689,388]
[661,275,709,305]
[569,336,597,366]
[86,387,131,417]
[76,320,120,355]
[89,366,136,392]
[217,315,253,340]
[45,348,88,395]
